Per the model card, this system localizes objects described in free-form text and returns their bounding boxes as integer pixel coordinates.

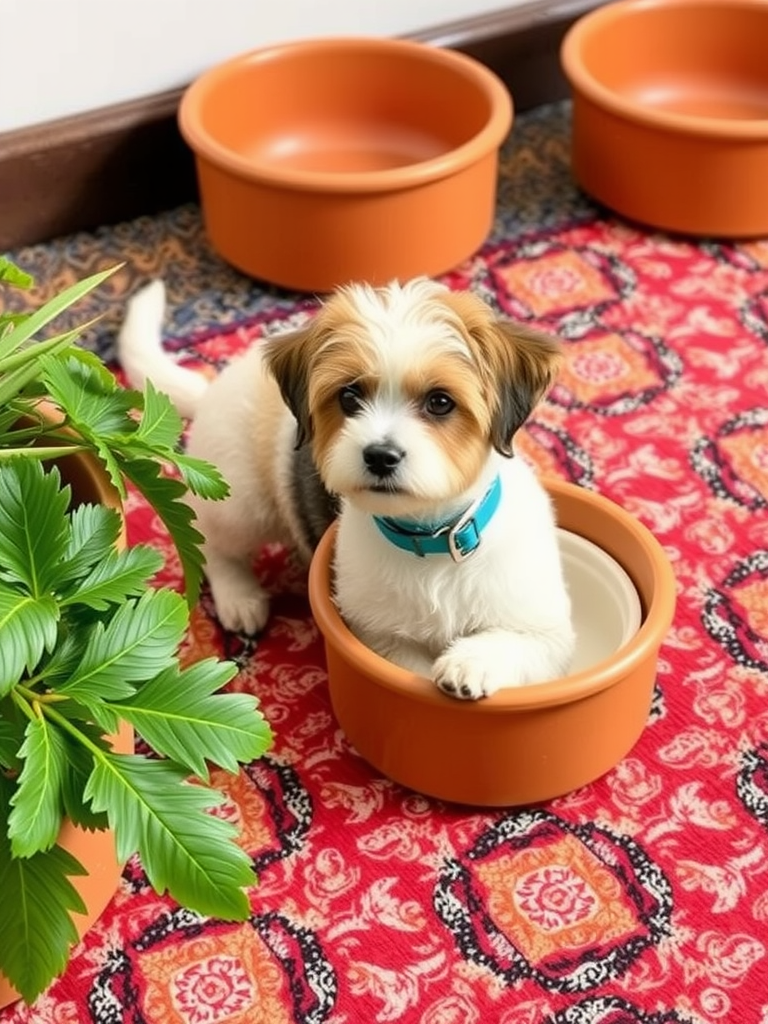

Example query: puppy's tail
[117,280,208,419]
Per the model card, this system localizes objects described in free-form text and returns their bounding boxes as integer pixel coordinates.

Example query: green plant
[0,258,273,1003]
[0,259,222,604]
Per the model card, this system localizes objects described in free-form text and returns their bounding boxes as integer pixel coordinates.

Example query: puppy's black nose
[363,442,405,478]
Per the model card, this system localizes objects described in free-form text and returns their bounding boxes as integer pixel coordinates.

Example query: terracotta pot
[0,445,129,1008]
[179,37,513,291]
[308,479,676,807]
[561,0,768,237]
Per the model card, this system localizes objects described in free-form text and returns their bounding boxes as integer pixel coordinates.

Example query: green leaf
[62,502,122,581]
[59,724,110,831]
[0,460,70,594]
[86,754,254,919]
[9,715,69,856]
[120,458,208,606]
[93,436,128,500]
[36,631,86,691]
[0,323,102,407]
[55,589,188,704]
[0,321,101,377]
[0,264,119,362]
[172,451,230,500]
[115,660,272,779]
[0,584,59,695]
[60,343,118,387]
[0,256,34,289]
[61,545,163,611]
[41,356,134,437]
[0,775,87,1005]
[132,379,184,451]
[0,714,23,770]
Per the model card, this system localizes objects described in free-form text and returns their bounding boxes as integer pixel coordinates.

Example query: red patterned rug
[4,106,768,1024]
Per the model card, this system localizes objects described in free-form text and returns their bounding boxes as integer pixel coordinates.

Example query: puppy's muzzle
[363,442,405,479]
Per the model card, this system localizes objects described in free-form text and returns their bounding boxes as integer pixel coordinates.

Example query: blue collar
[372,475,502,562]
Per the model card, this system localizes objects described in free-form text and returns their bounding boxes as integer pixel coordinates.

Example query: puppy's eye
[339,384,364,416]
[424,390,455,417]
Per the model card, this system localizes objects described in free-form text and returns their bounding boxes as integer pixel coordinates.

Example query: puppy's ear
[262,327,316,448]
[445,291,562,457]
[488,322,562,456]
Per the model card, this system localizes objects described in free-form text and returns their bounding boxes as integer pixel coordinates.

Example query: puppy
[118,278,574,699]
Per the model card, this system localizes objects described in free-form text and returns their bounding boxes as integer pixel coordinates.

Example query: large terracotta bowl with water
[179,37,513,291]
[308,479,676,807]
[561,0,768,237]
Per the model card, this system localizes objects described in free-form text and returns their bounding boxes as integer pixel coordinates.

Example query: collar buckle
[446,500,483,562]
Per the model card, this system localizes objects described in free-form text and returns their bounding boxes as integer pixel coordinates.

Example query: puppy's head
[264,279,560,516]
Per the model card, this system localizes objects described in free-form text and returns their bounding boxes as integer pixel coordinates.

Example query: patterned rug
[3,101,768,1024]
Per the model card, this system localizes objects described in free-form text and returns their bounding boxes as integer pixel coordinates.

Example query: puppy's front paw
[215,592,270,636]
[209,577,270,636]
[433,643,506,701]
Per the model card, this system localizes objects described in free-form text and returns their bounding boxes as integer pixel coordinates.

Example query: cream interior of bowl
[559,528,642,673]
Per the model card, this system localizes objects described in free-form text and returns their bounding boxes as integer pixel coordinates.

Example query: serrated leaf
[61,502,122,582]
[9,715,69,856]
[115,660,272,779]
[61,545,163,611]
[0,775,87,1005]
[133,379,184,451]
[0,585,59,695]
[60,343,118,387]
[120,458,207,606]
[59,724,110,831]
[54,589,188,704]
[64,499,120,573]
[173,451,230,500]
[85,754,254,919]
[93,436,127,500]
[41,356,134,437]
[36,630,86,691]
[0,460,70,594]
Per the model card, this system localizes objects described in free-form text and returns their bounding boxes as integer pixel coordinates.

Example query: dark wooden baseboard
[0,0,600,250]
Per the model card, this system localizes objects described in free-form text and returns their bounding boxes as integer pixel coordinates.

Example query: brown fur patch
[440,290,562,454]
[265,289,383,465]
[400,352,493,494]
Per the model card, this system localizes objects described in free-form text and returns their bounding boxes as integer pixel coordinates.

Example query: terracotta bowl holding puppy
[309,478,676,807]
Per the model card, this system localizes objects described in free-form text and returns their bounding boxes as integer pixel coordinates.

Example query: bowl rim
[560,0,768,140]
[308,477,677,714]
[178,35,514,193]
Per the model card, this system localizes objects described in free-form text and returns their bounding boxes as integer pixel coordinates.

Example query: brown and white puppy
[118,277,574,699]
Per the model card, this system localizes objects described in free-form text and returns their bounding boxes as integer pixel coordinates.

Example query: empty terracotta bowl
[308,478,676,807]
[178,37,513,291]
[561,0,768,237]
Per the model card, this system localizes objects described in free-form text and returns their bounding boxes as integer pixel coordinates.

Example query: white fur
[117,279,574,699]
[334,457,574,694]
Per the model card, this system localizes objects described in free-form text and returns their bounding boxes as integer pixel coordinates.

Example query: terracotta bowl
[308,479,676,807]
[178,37,513,291]
[560,0,768,237]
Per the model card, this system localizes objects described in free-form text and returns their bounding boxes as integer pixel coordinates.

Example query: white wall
[1,0,528,132]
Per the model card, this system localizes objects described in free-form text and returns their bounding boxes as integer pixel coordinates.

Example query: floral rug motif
[3,101,768,1024]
